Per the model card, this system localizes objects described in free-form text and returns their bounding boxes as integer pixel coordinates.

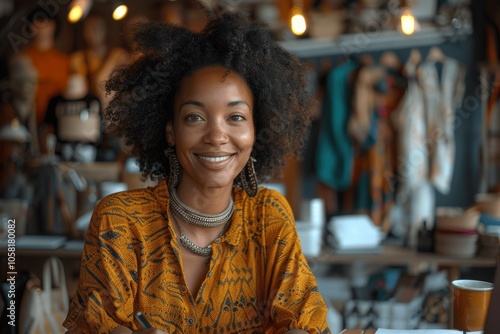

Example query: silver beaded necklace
[170,210,224,257]
[169,187,234,227]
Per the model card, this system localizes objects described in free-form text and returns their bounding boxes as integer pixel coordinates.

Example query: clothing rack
[279,24,473,59]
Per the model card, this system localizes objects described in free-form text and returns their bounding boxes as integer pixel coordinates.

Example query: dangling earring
[165,146,181,190]
[236,157,258,197]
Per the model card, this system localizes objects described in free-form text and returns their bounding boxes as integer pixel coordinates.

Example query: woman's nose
[202,121,228,146]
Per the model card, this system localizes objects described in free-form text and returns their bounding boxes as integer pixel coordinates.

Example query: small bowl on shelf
[435,207,480,231]
[434,231,478,258]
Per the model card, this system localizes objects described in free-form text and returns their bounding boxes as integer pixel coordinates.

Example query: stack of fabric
[434,207,479,258]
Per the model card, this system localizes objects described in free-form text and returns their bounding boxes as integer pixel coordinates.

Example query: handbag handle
[42,256,69,312]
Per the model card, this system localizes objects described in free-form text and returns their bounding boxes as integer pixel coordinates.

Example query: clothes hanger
[379,51,407,89]
[379,51,401,70]
[403,49,421,77]
[408,48,422,65]
[427,46,446,63]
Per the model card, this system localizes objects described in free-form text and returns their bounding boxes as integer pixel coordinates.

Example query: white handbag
[19,256,69,334]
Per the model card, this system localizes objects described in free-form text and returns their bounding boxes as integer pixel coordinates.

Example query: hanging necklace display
[169,187,234,227]
[170,210,224,257]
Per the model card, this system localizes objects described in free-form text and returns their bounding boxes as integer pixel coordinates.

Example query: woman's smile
[194,153,235,168]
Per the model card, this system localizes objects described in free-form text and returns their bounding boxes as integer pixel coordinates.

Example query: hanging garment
[393,61,429,200]
[418,58,466,194]
[316,61,358,191]
[348,65,385,146]
[392,59,434,245]
[344,67,403,229]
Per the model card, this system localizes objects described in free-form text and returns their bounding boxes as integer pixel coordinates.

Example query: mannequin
[0,55,39,195]
[20,9,69,125]
[0,56,39,149]
[44,73,102,162]
[70,14,109,97]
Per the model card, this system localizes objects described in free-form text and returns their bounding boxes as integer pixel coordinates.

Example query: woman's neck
[174,182,233,216]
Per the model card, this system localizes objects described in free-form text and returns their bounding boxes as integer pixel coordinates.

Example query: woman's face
[167,66,255,192]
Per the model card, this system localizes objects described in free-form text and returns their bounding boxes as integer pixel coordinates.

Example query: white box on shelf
[296,221,322,257]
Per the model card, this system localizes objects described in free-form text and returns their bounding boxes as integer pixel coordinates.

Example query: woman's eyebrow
[180,100,250,108]
[180,99,204,108]
[228,100,250,107]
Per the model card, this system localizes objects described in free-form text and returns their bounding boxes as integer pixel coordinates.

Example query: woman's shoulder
[240,186,293,218]
[254,186,286,202]
[94,183,164,213]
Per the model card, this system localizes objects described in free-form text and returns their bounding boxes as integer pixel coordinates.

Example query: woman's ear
[166,121,174,146]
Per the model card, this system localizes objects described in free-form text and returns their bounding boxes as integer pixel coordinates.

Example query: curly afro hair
[104,10,312,184]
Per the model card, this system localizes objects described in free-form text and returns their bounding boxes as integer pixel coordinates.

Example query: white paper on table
[375,329,481,334]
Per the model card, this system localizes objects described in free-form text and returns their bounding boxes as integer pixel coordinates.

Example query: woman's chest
[136,244,268,333]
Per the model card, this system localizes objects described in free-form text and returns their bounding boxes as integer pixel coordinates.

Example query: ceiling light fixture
[112,2,128,21]
[67,0,93,23]
[400,7,417,35]
[290,0,306,37]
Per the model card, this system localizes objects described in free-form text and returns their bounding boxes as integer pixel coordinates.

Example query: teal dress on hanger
[316,61,358,191]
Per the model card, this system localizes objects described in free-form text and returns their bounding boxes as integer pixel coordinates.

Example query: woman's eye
[186,114,203,122]
[229,114,245,122]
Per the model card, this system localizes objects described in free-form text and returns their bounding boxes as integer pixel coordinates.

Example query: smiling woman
[63,7,330,334]
[167,66,255,199]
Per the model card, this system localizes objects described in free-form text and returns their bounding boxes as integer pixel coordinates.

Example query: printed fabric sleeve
[63,196,138,333]
[261,190,331,334]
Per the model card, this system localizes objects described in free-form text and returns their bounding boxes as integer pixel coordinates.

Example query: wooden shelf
[308,244,496,268]
[26,159,122,183]
[279,24,473,59]
[306,244,497,282]
[2,243,495,271]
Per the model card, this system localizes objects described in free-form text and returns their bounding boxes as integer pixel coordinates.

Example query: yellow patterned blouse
[64,181,330,333]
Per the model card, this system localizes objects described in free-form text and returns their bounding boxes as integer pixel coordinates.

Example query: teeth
[198,155,230,162]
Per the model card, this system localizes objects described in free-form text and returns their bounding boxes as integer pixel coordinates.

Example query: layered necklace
[170,187,234,227]
[170,211,225,257]
[169,188,234,257]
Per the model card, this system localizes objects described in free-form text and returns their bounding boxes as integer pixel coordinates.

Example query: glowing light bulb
[67,0,92,23]
[67,5,83,23]
[401,7,416,35]
[290,7,306,36]
[113,4,128,21]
